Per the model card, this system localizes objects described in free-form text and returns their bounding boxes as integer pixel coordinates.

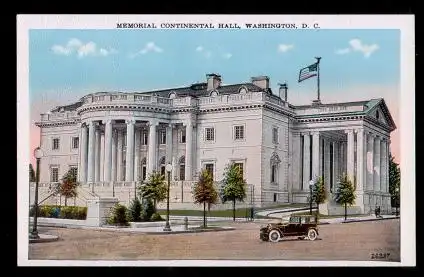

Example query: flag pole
[315,57,321,102]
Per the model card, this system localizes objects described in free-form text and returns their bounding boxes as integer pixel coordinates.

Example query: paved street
[29,219,400,261]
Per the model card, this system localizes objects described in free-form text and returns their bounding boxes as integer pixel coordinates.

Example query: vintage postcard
[17,14,415,266]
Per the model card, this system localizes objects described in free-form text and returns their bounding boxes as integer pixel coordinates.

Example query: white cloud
[196,46,204,52]
[51,38,117,58]
[335,39,379,58]
[277,44,294,53]
[335,48,351,55]
[130,42,163,58]
[223,53,232,59]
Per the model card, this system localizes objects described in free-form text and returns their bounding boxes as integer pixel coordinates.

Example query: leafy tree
[137,171,167,211]
[221,163,247,221]
[193,169,219,227]
[107,203,129,226]
[312,176,326,216]
[389,153,401,210]
[53,169,80,206]
[29,164,36,182]
[127,198,142,222]
[334,174,356,221]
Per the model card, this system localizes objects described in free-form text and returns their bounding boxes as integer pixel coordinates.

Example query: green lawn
[157,203,308,218]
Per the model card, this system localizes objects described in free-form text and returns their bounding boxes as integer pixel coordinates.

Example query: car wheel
[307,229,318,241]
[268,229,281,243]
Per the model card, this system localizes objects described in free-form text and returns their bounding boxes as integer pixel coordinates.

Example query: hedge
[29,205,87,220]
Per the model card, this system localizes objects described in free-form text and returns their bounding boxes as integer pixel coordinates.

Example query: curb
[29,234,59,243]
[340,217,399,224]
[143,227,236,235]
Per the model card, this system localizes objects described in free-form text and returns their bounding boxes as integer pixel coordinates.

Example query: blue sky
[29,29,400,100]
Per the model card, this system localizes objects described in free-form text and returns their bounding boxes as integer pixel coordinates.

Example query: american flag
[298,62,318,82]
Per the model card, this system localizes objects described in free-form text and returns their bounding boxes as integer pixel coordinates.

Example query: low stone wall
[30,217,86,227]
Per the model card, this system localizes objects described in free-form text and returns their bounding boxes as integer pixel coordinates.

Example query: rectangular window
[142,166,147,181]
[69,166,78,177]
[52,138,60,150]
[159,130,166,145]
[205,127,215,141]
[179,165,185,181]
[72,137,79,149]
[50,167,59,182]
[273,193,277,202]
[142,132,148,145]
[234,162,244,177]
[205,163,214,180]
[180,129,186,143]
[160,166,166,176]
[234,125,245,140]
[271,164,277,183]
[272,128,279,144]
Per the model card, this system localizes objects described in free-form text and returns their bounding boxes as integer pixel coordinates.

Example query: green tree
[334,174,356,221]
[54,169,80,206]
[193,169,219,228]
[137,171,167,212]
[389,153,401,211]
[312,176,326,216]
[221,163,247,221]
[29,164,36,182]
[127,198,142,222]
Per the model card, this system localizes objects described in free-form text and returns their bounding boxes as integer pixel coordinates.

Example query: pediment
[364,99,396,132]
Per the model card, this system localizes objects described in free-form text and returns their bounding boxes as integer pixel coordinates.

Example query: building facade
[34,73,396,214]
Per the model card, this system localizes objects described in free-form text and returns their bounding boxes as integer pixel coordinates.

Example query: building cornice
[77,104,173,115]
[35,119,80,128]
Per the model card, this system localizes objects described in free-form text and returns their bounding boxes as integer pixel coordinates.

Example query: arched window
[179,156,185,181]
[270,152,281,184]
[210,90,219,97]
[141,158,147,181]
[159,156,166,176]
[169,91,177,99]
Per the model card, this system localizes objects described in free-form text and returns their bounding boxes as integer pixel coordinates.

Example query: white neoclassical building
[34,73,396,214]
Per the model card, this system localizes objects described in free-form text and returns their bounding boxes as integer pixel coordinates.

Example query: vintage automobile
[260,214,319,242]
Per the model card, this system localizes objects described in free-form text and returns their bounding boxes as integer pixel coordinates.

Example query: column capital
[102,119,114,125]
[354,128,364,134]
[183,121,193,127]
[125,119,136,125]
[344,129,354,134]
[89,120,99,127]
[80,122,88,128]
[147,120,160,127]
[311,131,320,136]
[301,131,310,136]
[367,132,375,138]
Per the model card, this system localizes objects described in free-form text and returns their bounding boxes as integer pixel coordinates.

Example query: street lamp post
[309,180,314,215]
[163,163,173,232]
[30,147,44,239]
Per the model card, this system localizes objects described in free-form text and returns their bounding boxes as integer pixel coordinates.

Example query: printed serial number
[370,252,390,259]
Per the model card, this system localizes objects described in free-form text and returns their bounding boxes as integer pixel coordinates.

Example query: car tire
[307,229,318,241]
[268,229,281,243]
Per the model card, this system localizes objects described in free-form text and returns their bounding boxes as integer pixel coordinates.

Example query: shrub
[107,203,129,226]
[141,198,155,221]
[150,213,164,222]
[29,205,87,220]
[127,198,142,222]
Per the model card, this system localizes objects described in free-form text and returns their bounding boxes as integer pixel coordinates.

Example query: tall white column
[332,141,339,192]
[324,139,331,191]
[185,121,193,181]
[117,129,124,181]
[111,129,117,182]
[87,121,97,183]
[346,130,355,182]
[339,142,345,176]
[166,124,173,164]
[94,127,101,182]
[103,119,113,182]
[78,123,88,183]
[380,139,387,193]
[356,129,365,191]
[100,132,105,182]
[374,136,381,192]
[386,140,391,193]
[366,133,375,191]
[302,133,310,190]
[134,128,141,182]
[311,132,320,180]
[147,120,158,175]
[292,132,302,191]
[125,119,135,182]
